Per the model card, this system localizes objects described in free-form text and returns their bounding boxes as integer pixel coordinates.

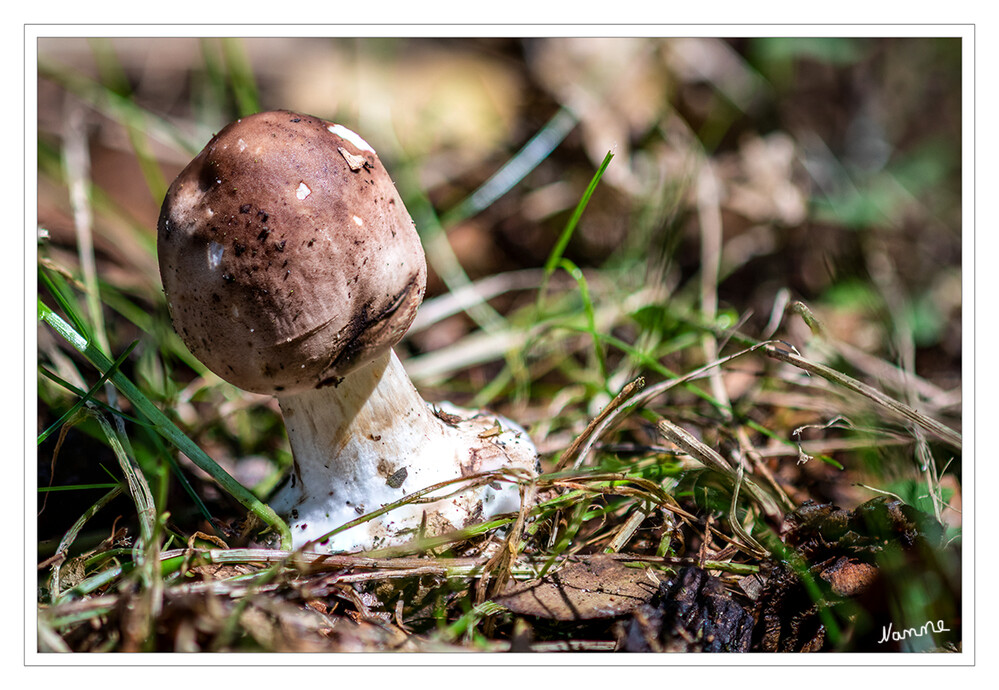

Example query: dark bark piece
[622,566,754,652]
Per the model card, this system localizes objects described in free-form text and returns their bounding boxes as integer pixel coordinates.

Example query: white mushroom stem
[270,350,538,552]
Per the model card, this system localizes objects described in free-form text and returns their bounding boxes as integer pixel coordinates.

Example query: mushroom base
[270,350,538,553]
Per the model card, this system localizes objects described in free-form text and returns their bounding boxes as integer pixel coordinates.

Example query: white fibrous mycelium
[157,110,538,552]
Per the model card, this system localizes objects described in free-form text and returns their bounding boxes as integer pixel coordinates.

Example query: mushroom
[157,110,538,552]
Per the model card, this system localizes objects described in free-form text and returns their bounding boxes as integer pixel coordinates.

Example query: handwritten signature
[878,620,950,644]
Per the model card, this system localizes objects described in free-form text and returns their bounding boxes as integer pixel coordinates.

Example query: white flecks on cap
[208,241,224,270]
[237,138,247,153]
[297,182,312,200]
[352,215,365,227]
[328,124,376,153]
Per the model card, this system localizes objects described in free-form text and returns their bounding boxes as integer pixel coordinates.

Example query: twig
[695,159,733,422]
[603,500,655,554]
[735,426,796,510]
[554,376,646,472]
[657,417,781,520]
[764,343,962,451]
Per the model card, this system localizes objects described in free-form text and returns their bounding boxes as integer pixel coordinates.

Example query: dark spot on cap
[316,375,343,389]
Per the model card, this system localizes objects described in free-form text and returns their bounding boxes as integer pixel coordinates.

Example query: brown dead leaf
[495,555,658,621]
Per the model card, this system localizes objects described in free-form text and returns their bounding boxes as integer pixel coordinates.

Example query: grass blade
[440,106,579,227]
[543,150,614,277]
[764,343,962,451]
[538,150,614,309]
[87,407,156,544]
[38,365,150,428]
[38,341,138,445]
[38,300,292,549]
[558,258,606,382]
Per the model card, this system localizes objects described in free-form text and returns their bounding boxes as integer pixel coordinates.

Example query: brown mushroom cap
[157,110,427,394]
